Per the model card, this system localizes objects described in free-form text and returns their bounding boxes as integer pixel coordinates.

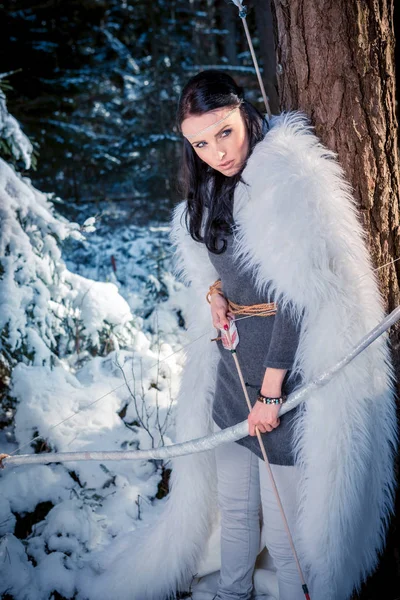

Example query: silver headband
[183,103,242,140]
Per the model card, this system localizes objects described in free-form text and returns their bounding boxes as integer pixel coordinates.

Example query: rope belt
[206,278,277,317]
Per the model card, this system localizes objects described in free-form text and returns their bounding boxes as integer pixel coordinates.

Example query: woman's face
[181,106,249,177]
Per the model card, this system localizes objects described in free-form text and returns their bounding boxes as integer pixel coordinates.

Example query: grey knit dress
[207,226,303,465]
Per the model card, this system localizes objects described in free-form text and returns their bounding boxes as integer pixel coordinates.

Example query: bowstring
[6,255,399,458]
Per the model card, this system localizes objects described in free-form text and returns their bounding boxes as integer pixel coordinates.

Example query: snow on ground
[0,174,194,598]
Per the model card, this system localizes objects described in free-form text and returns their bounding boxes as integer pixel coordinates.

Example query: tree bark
[271,0,399,313]
[270,0,400,596]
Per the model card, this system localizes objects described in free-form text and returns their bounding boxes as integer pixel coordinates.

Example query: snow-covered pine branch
[0,84,33,170]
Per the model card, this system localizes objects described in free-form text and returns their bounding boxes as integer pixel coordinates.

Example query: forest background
[0,1,399,599]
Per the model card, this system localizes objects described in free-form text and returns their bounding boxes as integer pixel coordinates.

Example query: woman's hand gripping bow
[248,367,287,435]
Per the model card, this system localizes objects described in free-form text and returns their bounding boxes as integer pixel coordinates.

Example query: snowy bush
[0,157,143,417]
[0,88,192,600]
[0,82,34,171]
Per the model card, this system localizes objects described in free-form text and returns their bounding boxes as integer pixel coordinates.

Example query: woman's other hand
[210,293,234,330]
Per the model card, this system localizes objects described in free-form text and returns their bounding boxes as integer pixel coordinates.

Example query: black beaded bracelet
[256,388,287,405]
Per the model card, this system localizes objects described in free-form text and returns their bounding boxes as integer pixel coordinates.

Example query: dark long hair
[176,70,268,254]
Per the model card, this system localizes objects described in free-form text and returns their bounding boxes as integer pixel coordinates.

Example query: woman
[81,70,397,600]
[179,70,306,599]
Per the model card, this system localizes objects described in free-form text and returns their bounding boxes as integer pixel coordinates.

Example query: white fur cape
[79,112,397,600]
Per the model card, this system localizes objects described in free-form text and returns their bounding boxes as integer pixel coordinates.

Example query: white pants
[213,422,305,600]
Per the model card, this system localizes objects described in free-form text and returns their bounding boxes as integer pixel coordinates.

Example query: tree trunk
[207,0,219,66]
[150,0,161,73]
[219,0,240,67]
[270,0,400,596]
[270,0,400,311]
[253,0,280,114]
